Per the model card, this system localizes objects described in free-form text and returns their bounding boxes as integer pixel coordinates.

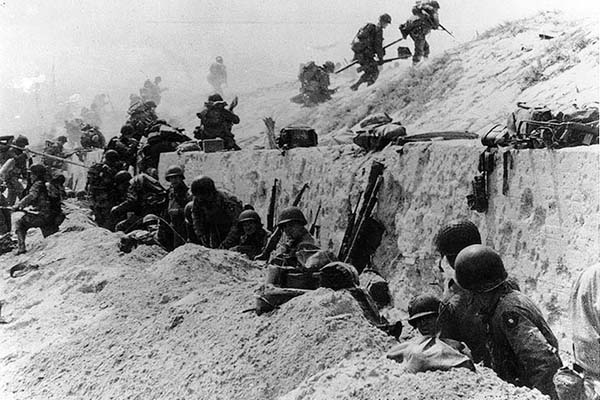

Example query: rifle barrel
[9,145,88,168]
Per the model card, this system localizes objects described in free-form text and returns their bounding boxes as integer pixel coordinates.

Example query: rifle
[267,178,278,232]
[8,144,88,168]
[254,182,309,261]
[335,37,404,74]
[344,175,383,263]
[337,191,361,260]
[438,23,456,40]
[338,161,385,261]
[0,206,40,216]
[309,201,322,237]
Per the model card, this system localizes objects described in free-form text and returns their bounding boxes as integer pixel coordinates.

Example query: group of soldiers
[0,133,66,254]
[294,0,441,104]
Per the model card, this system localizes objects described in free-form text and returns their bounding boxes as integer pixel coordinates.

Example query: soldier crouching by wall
[190,175,242,249]
[221,209,270,259]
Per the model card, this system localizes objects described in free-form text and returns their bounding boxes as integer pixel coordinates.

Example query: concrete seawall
[160,143,599,339]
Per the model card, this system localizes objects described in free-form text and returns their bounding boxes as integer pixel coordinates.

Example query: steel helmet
[208,93,223,102]
[104,150,119,163]
[323,61,335,73]
[434,220,481,266]
[142,214,160,225]
[407,294,441,326]
[57,135,68,143]
[165,165,184,180]
[29,163,47,177]
[454,245,507,293]
[114,170,132,185]
[120,124,134,136]
[191,175,216,196]
[238,210,261,224]
[216,56,223,63]
[14,135,29,147]
[379,13,392,24]
[277,206,307,226]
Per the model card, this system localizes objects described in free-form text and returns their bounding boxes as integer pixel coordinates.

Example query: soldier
[110,169,167,232]
[435,221,519,365]
[293,61,336,106]
[190,175,242,249]
[207,56,227,95]
[118,214,168,253]
[105,124,139,168]
[79,124,106,149]
[47,174,67,232]
[1,135,31,205]
[561,263,600,400]
[350,13,391,91]
[13,164,62,254]
[269,207,319,267]
[194,94,241,151]
[43,135,69,174]
[87,150,126,230]
[127,100,158,140]
[164,165,190,249]
[454,245,561,399]
[222,209,270,259]
[138,122,190,172]
[399,0,440,65]
[0,181,10,234]
[140,76,166,105]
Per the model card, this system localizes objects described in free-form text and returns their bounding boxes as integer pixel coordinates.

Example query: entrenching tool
[335,37,405,74]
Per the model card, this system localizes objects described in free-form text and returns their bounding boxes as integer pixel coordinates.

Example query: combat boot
[15,231,26,255]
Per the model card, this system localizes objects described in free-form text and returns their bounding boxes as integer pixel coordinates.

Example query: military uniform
[89,163,121,229]
[105,136,139,168]
[207,61,227,95]
[400,1,440,64]
[194,101,240,150]
[14,177,58,253]
[351,22,385,89]
[191,190,242,248]
[296,62,333,105]
[481,288,562,399]
[570,264,600,399]
[439,277,521,365]
[112,173,167,232]
[223,225,270,259]
[166,182,191,249]
[269,228,317,267]
[3,150,30,206]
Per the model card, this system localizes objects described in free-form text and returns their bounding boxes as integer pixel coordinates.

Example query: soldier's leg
[423,39,430,59]
[411,34,425,64]
[14,213,45,254]
[365,61,380,86]
[6,177,23,206]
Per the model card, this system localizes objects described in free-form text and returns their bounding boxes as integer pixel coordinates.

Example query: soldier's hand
[229,96,239,110]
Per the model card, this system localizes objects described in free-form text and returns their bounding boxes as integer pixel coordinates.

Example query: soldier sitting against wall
[268,207,319,268]
[221,209,270,259]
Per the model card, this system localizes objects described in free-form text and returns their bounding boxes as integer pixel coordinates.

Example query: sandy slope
[221,12,597,148]
[0,208,547,400]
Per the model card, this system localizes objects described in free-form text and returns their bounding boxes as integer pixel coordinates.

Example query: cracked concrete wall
[160,143,599,342]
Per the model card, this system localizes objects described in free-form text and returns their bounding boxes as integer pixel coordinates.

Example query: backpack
[277,126,318,149]
[299,62,319,83]
[506,102,553,135]
[351,23,376,53]
[353,123,406,152]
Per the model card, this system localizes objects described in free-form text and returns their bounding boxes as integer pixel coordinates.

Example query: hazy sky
[1,0,598,131]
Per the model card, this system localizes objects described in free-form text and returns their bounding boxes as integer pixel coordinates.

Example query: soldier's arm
[16,181,41,209]
[219,198,243,248]
[191,200,209,245]
[501,311,561,398]
[223,110,240,125]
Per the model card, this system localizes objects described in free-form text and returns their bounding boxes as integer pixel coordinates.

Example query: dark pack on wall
[276,126,318,149]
